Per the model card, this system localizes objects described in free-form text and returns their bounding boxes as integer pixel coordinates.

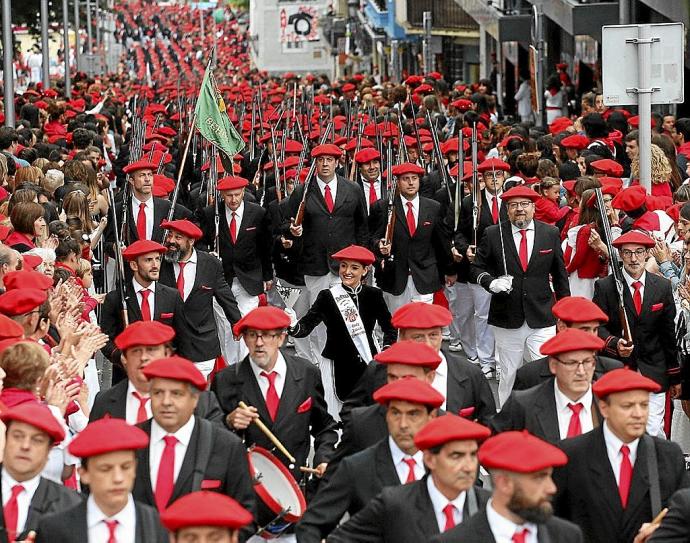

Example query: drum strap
[192,419,214,491]
[643,434,661,517]
[466,486,478,517]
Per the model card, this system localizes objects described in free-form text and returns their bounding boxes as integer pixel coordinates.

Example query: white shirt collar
[426,475,466,522]
[603,419,639,461]
[400,193,419,209]
[553,380,593,415]
[511,220,535,234]
[228,200,244,218]
[86,493,136,529]
[249,351,288,382]
[388,436,423,467]
[362,177,380,186]
[1,469,41,496]
[435,351,447,377]
[181,248,197,265]
[132,278,156,294]
[622,268,646,289]
[486,499,538,541]
[126,380,148,399]
[151,414,196,448]
[317,176,336,187]
[132,194,153,208]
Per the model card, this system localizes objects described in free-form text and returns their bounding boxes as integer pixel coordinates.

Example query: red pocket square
[245,226,257,231]
[200,285,212,290]
[458,407,475,418]
[539,249,553,254]
[201,479,221,489]
[297,397,312,413]
[423,221,432,226]
[160,312,174,319]
[651,303,664,311]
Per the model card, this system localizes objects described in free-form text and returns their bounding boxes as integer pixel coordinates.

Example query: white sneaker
[482,366,496,380]
[449,340,464,352]
[442,330,452,341]
[467,356,480,366]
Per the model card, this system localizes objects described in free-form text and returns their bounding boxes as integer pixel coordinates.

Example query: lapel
[125,284,143,322]
[470,510,497,542]
[238,357,273,424]
[374,439,401,489]
[159,262,176,290]
[23,478,51,534]
[640,274,657,315]
[621,277,639,324]
[587,427,625,520]
[170,417,201,504]
[189,252,205,293]
[236,203,253,242]
[153,284,167,320]
[152,199,166,242]
[533,383,560,442]
[444,351,469,413]
[67,502,89,542]
[140,421,157,506]
[414,477,443,536]
[622,437,650,526]
[109,380,129,419]
[501,220,521,271]
[310,179,330,215]
[526,222,545,270]
[333,178,349,212]
[394,198,410,237]
[274,354,304,425]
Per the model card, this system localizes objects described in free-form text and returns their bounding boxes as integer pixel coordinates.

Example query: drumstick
[651,508,668,526]
[239,401,296,464]
[299,466,321,475]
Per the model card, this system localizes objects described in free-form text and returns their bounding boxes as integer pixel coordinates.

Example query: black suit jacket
[455,191,508,256]
[648,488,690,542]
[0,474,82,543]
[513,355,623,391]
[35,499,167,543]
[553,426,690,543]
[327,477,490,542]
[471,220,570,329]
[593,273,679,390]
[159,250,241,361]
[431,509,583,543]
[89,379,223,424]
[285,176,370,276]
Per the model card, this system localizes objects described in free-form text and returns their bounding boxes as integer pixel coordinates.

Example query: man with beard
[553,368,689,543]
[354,148,383,215]
[433,430,583,543]
[159,219,241,377]
[471,185,570,406]
[328,413,491,542]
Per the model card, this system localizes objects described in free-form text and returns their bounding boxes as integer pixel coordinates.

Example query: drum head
[247,447,306,523]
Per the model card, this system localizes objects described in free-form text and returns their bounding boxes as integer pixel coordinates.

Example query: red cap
[611,186,646,212]
[562,180,577,196]
[373,377,444,408]
[142,356,207,390]
[0,314,24,340]
[160,491,253,532]
[331,245,376,265]
[667,203,683,223]
[114,321,176,351]
[0,289,47,316]
[479,431,568,473]
[153,174,175,194]
[281,139,304,154]
[451,99,473,111]
[549,117,574,135]
[556,63,569,70]
[123,160,157,174]
[69,418,149,458]
[233,306,291,336]
[392,302,452,329]
[414,414,491,450]
[552,296,609,324]
[611,230,655,248]
[477,158,510,173]
[374,341,442,370]
[122,240,167,261]
[600,177,623,192]
[540,328,605,356]
[311,144,342,158]
[591,159,624,177]
[392,163,425,177]
[3,270,53,292]
[499,185,540,202]
[628,115,656,129]
[217,176,249,191]
[354,148,381,164]
[1,403,65,442]
[342,83,356,93]
[561,134,589,150]
[161,219,203,240]
[592,367,661,397]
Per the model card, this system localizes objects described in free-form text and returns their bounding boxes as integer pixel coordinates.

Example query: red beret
[331,245,376,265]
[611,230,655,248]
[374,377,444,408]
[122,240,167,261]
[3,270,53,292]
[374,341,441,370]
[123,160,157,174]
[427,71,442,80]
[549,117,574,135]
[556,63,569,70]
[405,75,424,86]
[667,203,683,223]
[281,139,304,154]
[0,314,24,340]
[153,174,175,194]
[593,367,661,397]
[414,414,491,450]
[562,180,577,196]
[611,186,646,212]
[157,126,176,137]
[628,115,656,129]
[499,185,540,202]
[477,158,510,173]
[160,491,253,532]
[217,176,248,191]
[600,177,623,192]
[345,138,373,152]
[413,84,434,95]
[233,306,291,336]
[161,219,203,240]
[392,163,425,177]
[451,99,473,111]
[69,418,149,458]
[355,148,381,164]
[561,134,589,150]
[540,328,605,356]
[0,289,48,316]
[392,302,452,329]
[142,356,207,390]
[311,144,342,158]
[0,403,65,443]
[114,321,176,351]
[342,83,356,92]
[480,430,568,473]
[552,296,609,324]
[591,159,624,177]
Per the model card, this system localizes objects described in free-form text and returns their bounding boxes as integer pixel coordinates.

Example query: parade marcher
[329,413,491,542]
[553,368,690,543]
[471,184,570,405]
[354,148,383,213]
[287,245,396,418]
[159,219,241,377]
[296,378,444,542]
[35,417,168,543]
[433,430,583,543]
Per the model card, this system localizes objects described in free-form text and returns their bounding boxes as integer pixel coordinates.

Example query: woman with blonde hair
[631,143,673,208]
[14,165,44,186]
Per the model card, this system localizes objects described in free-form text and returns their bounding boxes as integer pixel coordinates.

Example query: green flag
[194,66,245,158]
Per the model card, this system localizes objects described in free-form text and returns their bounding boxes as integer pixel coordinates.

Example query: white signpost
[602,23,684,192]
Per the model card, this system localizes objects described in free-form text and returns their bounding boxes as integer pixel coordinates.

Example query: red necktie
[406,201,416,236]
[155,435,178,511]
[632,281,643,315]
[229,212,237,244]
[368,181,378,205]
[136,202,147,240]
[566,402,584,438]
[4,484,24,542]
[442,503,456,531]
[261,371,280,420]
[512,528,530,543]
[176,261,187,299]
[402,458,417,483]
[140,289,151,321]
[519,229,528,271]
[132,391,149,424]
[324,184,334,213]
[491,196,499,223]
[619,444,633,508]
[104,519,118,543]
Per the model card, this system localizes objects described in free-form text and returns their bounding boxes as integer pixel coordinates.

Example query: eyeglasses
[620,248,647,258]
[555,357,596,370]
[244,331,284,341]
[483,172,505,180]
[507,201,533,210]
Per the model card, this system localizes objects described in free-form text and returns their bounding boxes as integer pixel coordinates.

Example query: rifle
[249,96,257,161]
[293,122,334,227]
[407,93,425,171]
[471,123,480,247]
[594,187,633,343]
[396,113,408,164]
[454,129,463,232]
[270,126,283,202]
[426,110,451,202]
[209,146,220,255]
[106,185,129,327]
[382,139,397,269]
[348,114,364,182]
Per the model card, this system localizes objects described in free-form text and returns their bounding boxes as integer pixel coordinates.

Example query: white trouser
[321,357,343,422]
[303,273,340,367]
[215,279,259,365]
[276,279,312,362]
[384,275,434,315]
[492,322,556,406]
[248,535,296,543]
[647,391,667,438]
[195,359,216,380]
[447,282,495,369]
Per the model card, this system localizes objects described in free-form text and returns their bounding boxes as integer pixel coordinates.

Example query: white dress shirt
[431,352,448,411]
[149,417,196,487]
[553,381,594,439]
[317,177,337,206]
[400,194,420,231]
[131,195,154,240]
[486,499,539,543]
[225,201,244,241]
[249,352,288,399]
[511,221,535,263]
[388,436,425,484]
[623,269,646,303]
[126,380,151,425]
[174,248,198,301]
[86,493,136,543]
[1,469,41,536]
[132,279,156,318]
[362,178,382,209]
[427,475,466,532]
[603,420,639,485]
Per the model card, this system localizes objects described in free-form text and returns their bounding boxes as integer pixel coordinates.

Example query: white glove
[284,307,298,328]
[489,277,512,294]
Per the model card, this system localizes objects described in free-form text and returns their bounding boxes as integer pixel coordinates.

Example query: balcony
[406,0,478,31]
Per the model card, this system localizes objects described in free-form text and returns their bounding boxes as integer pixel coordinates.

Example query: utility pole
[41,0,50,87]
[74,0,81,71]
[2,0,14,127]
[422,11,432,73]
[86,0,92,54]
[63,0,72,97]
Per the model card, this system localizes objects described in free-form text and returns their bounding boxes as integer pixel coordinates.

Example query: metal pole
[95,0,100,49]
[535,5,546,128]
[422,11,432,73]
[41,0,50,88]
[74,0,81,71]
[86,0,92,54]
[2,0,14,127]
[200,8,205,39]
[63,0,72,97]
[637,24,653,192]
[391,39,400,83]
[619,0,630,25]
